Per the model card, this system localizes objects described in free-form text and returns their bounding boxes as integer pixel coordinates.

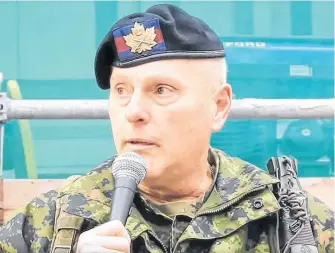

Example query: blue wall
[1,1,333,82]
[0,1,334,178]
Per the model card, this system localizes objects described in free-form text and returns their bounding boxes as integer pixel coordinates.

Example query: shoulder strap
[49,159,116,253]
[266,156,319,253]
[50,199,85,253]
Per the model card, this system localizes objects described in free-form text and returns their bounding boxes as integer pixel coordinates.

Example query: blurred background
[0,1,334,180]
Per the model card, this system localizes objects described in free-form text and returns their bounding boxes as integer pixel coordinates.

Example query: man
[0,4,333,253]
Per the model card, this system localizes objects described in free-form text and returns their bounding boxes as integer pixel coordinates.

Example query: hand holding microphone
[76,219,131,253]
[76,152,147,253]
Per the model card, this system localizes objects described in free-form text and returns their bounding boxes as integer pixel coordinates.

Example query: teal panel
[3,79,111,179]
[252,1,292,38]
[291,1,312,36]
[0,2,18,79]
[30,119,115,179]
[212,42,334,177]
[171,1,333,39]
[17,1,96,80]
[95,1,118,44]
[116,1,141,18]
[2,121,25,177]
[252,2,272,37]
[270,2,292,38]
[139,1,179,12]
[311,1,334,39]
[12,80,107,99]
[233,1,254,35]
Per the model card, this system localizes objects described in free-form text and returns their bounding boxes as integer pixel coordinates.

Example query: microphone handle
[110,177,137,225]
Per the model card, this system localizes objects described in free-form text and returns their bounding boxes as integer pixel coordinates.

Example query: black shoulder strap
[266,156,318,253]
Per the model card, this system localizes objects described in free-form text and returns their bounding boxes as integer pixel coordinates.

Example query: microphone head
[112,152,147,185]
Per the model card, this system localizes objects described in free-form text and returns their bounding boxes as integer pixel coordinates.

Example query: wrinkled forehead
[110,58,223,84]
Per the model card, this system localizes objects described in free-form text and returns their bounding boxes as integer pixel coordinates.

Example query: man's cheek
[111,126,122,144]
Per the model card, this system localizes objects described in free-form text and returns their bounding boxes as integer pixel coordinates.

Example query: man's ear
[211,83,232,133]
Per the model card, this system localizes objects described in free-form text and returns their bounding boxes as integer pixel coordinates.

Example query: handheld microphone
[110,152,147,225]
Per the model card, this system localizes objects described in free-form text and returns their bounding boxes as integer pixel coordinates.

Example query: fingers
[94,220,130,241]
[79,235,130,252]
[76,220,131,253]
[78,245,127,253]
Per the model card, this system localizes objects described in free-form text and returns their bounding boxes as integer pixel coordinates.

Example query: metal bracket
[0,92,8,124]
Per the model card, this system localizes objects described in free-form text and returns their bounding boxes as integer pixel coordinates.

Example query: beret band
[113,50,225,67]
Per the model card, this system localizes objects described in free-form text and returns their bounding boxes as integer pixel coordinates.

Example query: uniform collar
[59,149,281,241]
[198,148,280,213]
[125,148,281,241]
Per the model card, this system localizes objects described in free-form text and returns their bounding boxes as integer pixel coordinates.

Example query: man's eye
[156,85,173,95]
[116,87,128,96]
[117,88,124,95]
[157,87,165,94]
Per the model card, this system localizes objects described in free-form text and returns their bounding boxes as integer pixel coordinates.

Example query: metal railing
[0,76,334,177]
[0,95,334,120]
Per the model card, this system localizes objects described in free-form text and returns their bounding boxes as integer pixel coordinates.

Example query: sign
[223,42,266,48]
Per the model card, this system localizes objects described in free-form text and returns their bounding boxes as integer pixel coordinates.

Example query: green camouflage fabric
[0,148,333,253]
[136,161,217,250]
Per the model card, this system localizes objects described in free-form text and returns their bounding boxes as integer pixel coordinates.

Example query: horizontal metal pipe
[7,99,109,120]
[2,98,335,120]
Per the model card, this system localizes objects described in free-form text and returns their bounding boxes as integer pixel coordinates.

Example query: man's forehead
[110,62,185,87]
[110,58,220,82]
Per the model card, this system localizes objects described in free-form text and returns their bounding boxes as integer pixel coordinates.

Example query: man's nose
[125,91,150,124]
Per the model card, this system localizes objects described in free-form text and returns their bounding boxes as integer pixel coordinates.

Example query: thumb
[94,220,130,241]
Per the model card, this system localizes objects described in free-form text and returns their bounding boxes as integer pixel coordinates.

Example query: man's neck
[138,163,213,204]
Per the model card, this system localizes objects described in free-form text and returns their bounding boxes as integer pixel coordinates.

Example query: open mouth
[126,139,156,146]
[128,141,154,145]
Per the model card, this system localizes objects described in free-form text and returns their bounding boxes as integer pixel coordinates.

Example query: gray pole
[1,95,334,120]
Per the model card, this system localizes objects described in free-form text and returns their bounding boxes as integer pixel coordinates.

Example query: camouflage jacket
[0,149,333,253]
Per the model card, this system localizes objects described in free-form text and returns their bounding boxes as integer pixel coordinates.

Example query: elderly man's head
[108,58,232,182]
[94,4,231,189]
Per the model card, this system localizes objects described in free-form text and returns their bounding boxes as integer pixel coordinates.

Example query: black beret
[94,4,225,90]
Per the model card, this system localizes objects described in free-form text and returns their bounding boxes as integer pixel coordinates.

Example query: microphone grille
[112,152,147,185]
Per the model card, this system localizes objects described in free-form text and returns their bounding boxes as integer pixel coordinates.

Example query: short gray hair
[221,58,228,84]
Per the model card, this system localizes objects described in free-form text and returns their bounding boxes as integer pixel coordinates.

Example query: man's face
[108,59,231,182]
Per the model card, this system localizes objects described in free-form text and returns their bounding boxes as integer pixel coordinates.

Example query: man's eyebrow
[110,73,182,87]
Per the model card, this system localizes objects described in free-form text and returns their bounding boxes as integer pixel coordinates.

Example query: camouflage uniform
[0,148,333,253]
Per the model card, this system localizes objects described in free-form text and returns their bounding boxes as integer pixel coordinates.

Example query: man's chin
[116,147,165,175]
[119,144,157,155]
